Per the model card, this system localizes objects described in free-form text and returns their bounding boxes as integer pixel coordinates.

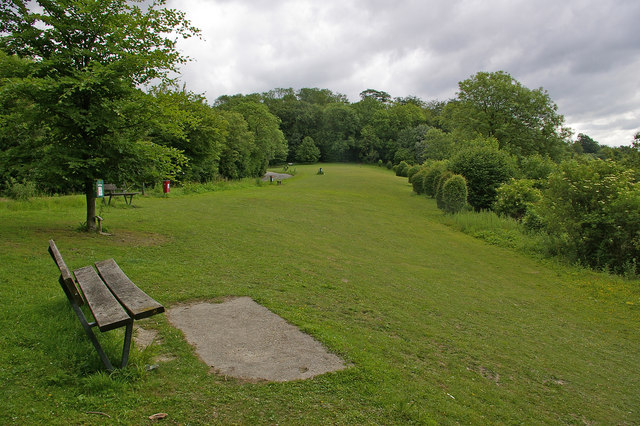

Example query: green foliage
[494,179,542,220]
[441,174,468,214]
[393,148,413,165]
[2,177,38,200]
[442,71,569,160]
[0,0,199,230]
[411,168,429,194]
[149,89,224,182]
[536,159,640,274]
[423,161,449,197]
[295,136,321,163]
[518,154,557,182]
[386,160,393,169]
[216,96,288,173]
[434,170,454,209]
[415,128,455,162]
[406,165,421,182]
[395,161,410,177]
[217,110,256,179]
[449,145,514,211]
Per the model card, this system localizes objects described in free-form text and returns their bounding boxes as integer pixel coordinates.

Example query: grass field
[1,164,639,424]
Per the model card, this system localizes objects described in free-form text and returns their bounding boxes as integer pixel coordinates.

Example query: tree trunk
[85,182,97,232]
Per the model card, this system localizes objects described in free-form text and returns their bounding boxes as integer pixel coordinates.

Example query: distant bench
[103,183,140,206]
[48,240,164,370]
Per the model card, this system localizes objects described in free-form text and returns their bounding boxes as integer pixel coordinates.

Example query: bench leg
[69,301,115,371]
[120,322,133,368]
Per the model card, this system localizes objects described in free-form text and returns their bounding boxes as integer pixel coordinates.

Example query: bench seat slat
[95,259,164,320]
[74,266,131,332]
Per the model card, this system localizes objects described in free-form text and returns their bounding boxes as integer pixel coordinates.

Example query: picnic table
[103,183,140,206]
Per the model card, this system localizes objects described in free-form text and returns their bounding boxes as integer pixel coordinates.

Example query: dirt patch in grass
[166,297,347,382]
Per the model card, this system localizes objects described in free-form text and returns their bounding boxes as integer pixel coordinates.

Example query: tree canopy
[442,71,570,160]
[0,0,199,230]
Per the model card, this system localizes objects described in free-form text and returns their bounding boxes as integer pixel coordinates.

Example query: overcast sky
[167,0,640,147]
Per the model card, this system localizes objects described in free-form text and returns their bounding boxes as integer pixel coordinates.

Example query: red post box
[162,180,170,193]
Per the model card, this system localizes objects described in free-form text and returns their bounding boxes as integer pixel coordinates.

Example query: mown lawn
[1,164,639,424]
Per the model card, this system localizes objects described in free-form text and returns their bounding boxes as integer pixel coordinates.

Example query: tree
[217,97,288,174]
[1,0,199,231]
[360,89,392,105]
[442,71,570,160]
[414,128,454,162]
[295,136,320,163]
[149,88,225,182]
[449,145,514,211]
[573,133,600,154]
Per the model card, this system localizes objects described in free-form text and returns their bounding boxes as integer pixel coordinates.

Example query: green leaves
[443,71,568,160]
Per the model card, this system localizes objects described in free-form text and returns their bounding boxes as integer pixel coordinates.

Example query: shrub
[411,168,429,194]
[537,159,640,274]
[449,146,514,211]
[407,165,421,182]
[386,161,393,169]
[519,154,557,181]
[435,170,453,209]
[423,161,448,197]
[441,174,468,214]
[3,177,38,200]
[493,179,541,220]
[395,161,410,177]
[378,159,383,167]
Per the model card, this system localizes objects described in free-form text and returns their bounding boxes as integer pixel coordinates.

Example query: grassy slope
[1,164,639,424]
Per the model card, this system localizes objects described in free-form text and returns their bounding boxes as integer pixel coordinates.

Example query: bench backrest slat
[103,183,117,191]
[48,240,84,306]
[95,258,164,320]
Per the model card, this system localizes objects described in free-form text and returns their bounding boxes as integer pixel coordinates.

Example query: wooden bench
[103,183,140,206]
[48,240,164,370]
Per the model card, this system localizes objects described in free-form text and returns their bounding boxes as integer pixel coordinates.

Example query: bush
[441,174,468,214]
[536,159,640,274]
[3,177,38,200]
[435,170,454,209]
[407,165,421,182]
[519,154,557,182]
[395,161,410,177]
[449,146,514,211]
[386,161,393,169]
[423,161,448,197]
[493,179,541,220]
[411,168,429,194]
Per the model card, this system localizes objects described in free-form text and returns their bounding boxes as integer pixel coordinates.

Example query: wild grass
[438,209,555,258]
[1,164,639,424]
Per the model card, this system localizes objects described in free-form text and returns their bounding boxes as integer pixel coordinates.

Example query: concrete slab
[166,297,346,382]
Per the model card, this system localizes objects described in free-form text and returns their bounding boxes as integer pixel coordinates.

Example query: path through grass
[1,164,639,424]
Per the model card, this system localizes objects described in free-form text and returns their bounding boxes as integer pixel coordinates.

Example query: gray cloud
[169,0,640,146]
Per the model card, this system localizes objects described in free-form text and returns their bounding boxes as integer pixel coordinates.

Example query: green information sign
[95,179,104,198]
